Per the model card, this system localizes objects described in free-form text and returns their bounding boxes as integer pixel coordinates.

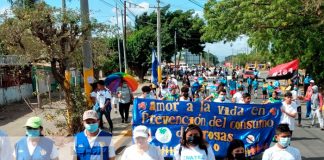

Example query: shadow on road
[292,137,319,141]
[302,157,324,160]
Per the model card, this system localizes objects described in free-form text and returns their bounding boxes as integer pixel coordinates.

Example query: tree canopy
[204,0,324,83]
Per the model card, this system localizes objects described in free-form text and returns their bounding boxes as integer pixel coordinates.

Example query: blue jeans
[306,101,311,118]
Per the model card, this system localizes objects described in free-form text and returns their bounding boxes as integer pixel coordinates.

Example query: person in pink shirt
[304,80,315,118]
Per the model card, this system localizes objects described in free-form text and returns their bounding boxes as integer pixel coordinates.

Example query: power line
[187,0,204,8]
[99,0,115,8]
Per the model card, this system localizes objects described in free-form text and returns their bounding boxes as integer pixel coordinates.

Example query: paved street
[1,79,324,160]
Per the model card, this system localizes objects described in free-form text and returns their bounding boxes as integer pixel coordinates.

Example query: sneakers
[297,124,302,127]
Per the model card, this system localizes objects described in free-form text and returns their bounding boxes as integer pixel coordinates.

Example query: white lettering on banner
[272,68,294,77]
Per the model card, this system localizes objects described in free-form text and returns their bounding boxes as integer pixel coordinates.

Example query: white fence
[0,83,33,106]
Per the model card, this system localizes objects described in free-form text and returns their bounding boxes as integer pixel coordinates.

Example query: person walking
[247,77,252,94]
[304,80,315,118]
[262,124,301,160]
[310,85,324,130]
[138,86,155,99]
[74,110,115,160]
[280,92,297,134]
[232,87,243,103]
[118,82,133,123]
[291,85,303,127]
[303,74,311,95]
[14,117,58,160]
[121,125,163,160]
[174,124,215,160]
[94,80,113,132]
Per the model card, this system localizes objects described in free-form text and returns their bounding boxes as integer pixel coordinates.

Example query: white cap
[133,125,149,138]
[310,80,315,83]
[83,110,98,120]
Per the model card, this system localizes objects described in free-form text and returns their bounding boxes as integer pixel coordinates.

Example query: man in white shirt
[262,124,301,160]
[238,93,253,104]
[280,92,297,134]
[95,80,113,132]
[232,86,243,103]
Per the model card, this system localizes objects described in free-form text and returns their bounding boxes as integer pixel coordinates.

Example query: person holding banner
[174,124,215,160]
[121,125,163,160]
[179,87,192,102]
[138,86,155,99]
[206,89,231,103]
[262,124,301,160]
[162,85,180,101]
[265,91,282,104]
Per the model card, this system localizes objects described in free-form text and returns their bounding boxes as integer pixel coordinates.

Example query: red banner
[267,59,299,80]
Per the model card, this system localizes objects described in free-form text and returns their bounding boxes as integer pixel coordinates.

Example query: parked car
[243,70,255,81]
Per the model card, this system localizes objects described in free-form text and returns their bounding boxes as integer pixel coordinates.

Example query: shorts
[262,90,267,95]
[230,90,236,95]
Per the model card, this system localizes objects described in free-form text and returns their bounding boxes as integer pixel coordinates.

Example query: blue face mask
[278,137,291,148]
[26,129,40,137]
[294,87,298,91]
[85,123,99,133]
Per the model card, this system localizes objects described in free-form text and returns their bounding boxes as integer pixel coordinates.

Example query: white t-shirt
[13,137,58,159]
[96,90,112,108]
[214,98,231,103]
[121,144,163,160]
[262,144,301,160]
[160,89,169,97]
[179,97,191,102]
[280,101,297,131]
[233,91,243,103]
[174,144,215,160]
[82,130,115,158]
[291,90,301,106]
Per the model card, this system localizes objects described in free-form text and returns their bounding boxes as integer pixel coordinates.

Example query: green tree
[0,3,107,134]
[124,8,205,81]
[204,0,324,84]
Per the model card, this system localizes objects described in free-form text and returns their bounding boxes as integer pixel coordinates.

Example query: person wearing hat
[121,125,163,160]
[74,110,115,160]
[0,130,13,160]
[14,117,58,160]
[280,92,297,134]
[304,80,315,118]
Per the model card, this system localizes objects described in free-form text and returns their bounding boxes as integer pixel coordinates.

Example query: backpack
[179,146,208,156]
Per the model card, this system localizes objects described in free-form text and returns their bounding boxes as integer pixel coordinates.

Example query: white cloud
[193,10,203,18]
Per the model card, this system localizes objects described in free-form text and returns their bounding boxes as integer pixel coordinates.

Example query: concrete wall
[0,83,33,106]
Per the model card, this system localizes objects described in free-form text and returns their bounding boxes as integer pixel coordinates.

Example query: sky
[0,0,249,61]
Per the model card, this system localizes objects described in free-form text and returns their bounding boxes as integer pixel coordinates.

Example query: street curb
[113,124,132,150]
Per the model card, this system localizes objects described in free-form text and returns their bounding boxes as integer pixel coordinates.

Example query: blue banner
[132,98,282,158]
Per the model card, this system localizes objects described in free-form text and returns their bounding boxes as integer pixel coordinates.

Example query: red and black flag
[267,59,299,80]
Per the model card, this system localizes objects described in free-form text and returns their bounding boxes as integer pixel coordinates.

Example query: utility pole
[116,2,122,72]
[156,0,162,82]
[80,0,94,103]
[123,0,128,73]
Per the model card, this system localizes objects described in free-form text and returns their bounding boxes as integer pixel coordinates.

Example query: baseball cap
[25,117,42,128]
[310,80,315,83]
[83,110,99,120]
[133,125,149,138]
